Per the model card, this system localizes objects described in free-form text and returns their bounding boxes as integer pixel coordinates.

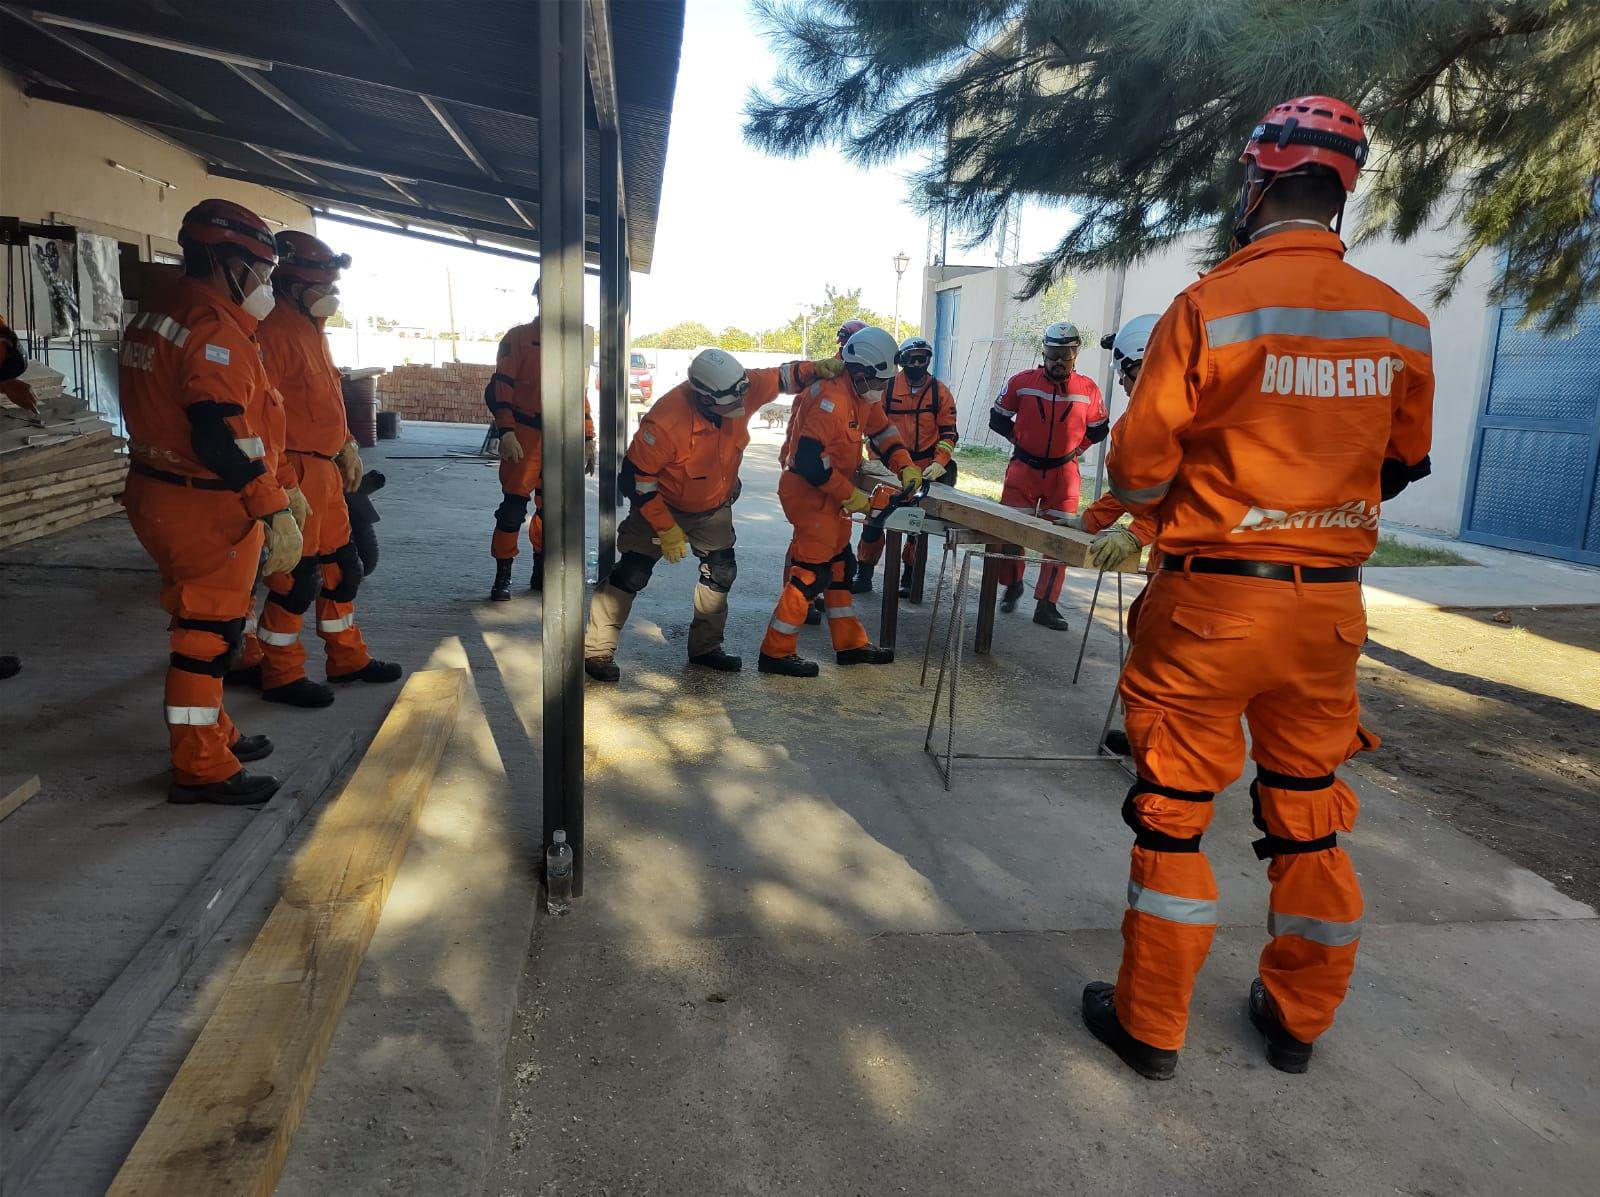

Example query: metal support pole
[597,126,622,582]
[539,0,586,894]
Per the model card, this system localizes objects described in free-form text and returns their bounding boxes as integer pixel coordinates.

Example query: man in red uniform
[1080,96,1434,1081]
[486,280,596,600]
[249,231,402,706]
[989,321,1107,631]
[581,348,841,682]
[851,336,958,599]
[120,199,304,804]
[760,327,919,677]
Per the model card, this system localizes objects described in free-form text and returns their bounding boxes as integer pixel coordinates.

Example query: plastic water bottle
[545,831,573,915]
[585,549,599,584]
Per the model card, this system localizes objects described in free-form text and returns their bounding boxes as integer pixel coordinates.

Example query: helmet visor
[693,372,750,403]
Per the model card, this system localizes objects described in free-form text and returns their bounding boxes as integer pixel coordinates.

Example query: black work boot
[329,659,403,685]
[851,561,876,595]
[758,653,819,678]
[805,598,823,626]
[689,648,743,673]
[899,575,914,601]
[225,662,262,688]
[490,558,514,602]
[1000,581,1025,613]
[584,655,621,683]
[528,554,544,593]
[0,655,19,680]
[1102,728,1131,757]
[1249,978,1314,1074]
[1033,599,1071,631]
[1082,981,1177,1080]
[837,644,894,666]
[230,733,274,763]
[262,677,336,708]
[168,769,281,806]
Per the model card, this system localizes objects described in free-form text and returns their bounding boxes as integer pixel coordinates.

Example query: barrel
[340,374,379,447]
[376,410,401,441]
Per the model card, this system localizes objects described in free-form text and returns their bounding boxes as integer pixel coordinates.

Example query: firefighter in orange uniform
[850,336,958,599]
[120,200,304,805]
[486,280,596,600]
[989,322,1108,631]
[1080,97,1434,1080]
[760,326,919,677]
[581,349,841,682]
[246,231,402,706]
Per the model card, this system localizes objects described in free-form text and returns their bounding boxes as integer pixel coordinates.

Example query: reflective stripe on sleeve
[166,705,220,726]
[1268,910,1363,947]
[131,312,191,347]
[1127,880,1218,925]
[1206,306,1432,355]
[318,613,356,634]
[256,627,300,646]
[634,479,659,494]
[234,436,265,458]
[778,362,794,392]
[1109,478,1172,506]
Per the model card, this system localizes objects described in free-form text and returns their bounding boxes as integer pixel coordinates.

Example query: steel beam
[225,63,359,150]
[539,0,587,894]
[597,127,622,581]
[333,0,414,69]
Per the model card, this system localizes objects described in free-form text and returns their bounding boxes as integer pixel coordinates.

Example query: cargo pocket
[1122,703,1168,772]
[1170,604,1254,641]
[1335,615,1368,647]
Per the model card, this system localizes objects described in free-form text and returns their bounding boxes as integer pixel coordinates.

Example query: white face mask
[308,292,340,318]
[240,283,276,320]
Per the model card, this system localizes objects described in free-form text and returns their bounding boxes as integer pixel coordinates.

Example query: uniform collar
[1226,227,1347,269]
[177,274,258,334]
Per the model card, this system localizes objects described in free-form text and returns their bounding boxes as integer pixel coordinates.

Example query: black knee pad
[1120,780,1214,853]
[609,550,657,595]
[173,615,244,674]
[320,541,364,603]
[267,556,320,615]
[859,525,885,546]
[495,491,530,532]
[698,547,737,594]
[790,561,829,603]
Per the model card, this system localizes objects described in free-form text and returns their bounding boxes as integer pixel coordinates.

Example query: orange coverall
[1104,228,1434,1050]
[120,276,290,786]
[856,370,958,570]
[253,304,373,686]
[486,317,594,559]
[761,376,912,658]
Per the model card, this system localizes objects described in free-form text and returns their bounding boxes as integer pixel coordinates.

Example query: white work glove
[498,429,524,463]
[261,509,304,577]
[335,439,364,491]
[1052,512,1084,530]
[1090,527,1142,571]
[922,460,946,484]
[285,485,312,529]
[585,437,597,477]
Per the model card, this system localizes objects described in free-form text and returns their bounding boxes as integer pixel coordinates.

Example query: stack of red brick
[376,362,494,424]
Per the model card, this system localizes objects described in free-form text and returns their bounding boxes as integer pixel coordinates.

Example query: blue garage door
[1462,302,1600,565]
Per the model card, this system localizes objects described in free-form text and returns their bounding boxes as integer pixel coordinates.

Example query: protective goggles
[237,257,276,287]
[284,250,352,272]
[693,373,750,403]
[900,351,932,369]
[1042,345,1076,362]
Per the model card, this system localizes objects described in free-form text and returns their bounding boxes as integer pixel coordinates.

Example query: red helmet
[273,230,350,285]
[836,318,867,346]
[178,199,277,264]
[1240,96,1368,192]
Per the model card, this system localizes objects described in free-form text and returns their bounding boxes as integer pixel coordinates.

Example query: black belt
[289,448,338,461]
[1161,554,1360,583]
[130,461,231,491]
[511,410,542,429]
[1011,446,1072,470]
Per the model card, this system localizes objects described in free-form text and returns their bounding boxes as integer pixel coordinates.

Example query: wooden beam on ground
[0,735,358,1197]
[0,775,40,823]
[0,496,123,551]
[106,669,465,1197]
[0,458,123,500]
[920,483,1137,571]
[0,464,125,512]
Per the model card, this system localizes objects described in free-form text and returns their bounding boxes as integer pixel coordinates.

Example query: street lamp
[892,251,911,340]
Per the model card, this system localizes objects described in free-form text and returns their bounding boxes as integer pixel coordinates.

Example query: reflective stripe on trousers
[166,705,221,726]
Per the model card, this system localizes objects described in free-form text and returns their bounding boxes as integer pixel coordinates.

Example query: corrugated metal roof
[0,0,683,269]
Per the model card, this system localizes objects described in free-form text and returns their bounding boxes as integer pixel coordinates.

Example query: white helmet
[687,348,749,406]
[841,326,898,381]
[896,335,934,365]
[1111,314,1159,372]
[1042,321,1081,350]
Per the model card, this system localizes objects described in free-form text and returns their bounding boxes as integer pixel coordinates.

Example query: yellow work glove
[898,464,923,493]
[335,438,364,491]
[1090,527,1142,571]
[498,429,524,463]
[842,488,872,515]
[285,485,312,529]
[261,509,304,577]
[811,357,846,379]
[585,437,597,477]
[657,522,689,563]
[922,460,946,484]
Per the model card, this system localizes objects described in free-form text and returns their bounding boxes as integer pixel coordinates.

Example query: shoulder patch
[639,427,657,445]
[204,343,231,366]
[820,398,835,412]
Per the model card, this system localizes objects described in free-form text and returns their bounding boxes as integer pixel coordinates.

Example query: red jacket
[991,367,1106,468]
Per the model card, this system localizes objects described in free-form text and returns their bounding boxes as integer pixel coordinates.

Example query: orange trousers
[257,453,371,687]
[124,473,260,786]
[761,472,870,657]
[491,425,544,559]
[1113,568,1372,1050]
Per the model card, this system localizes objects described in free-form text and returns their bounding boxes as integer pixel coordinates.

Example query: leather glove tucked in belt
[498,429,524,463]
[335,438,364,491]
[286,485,312,529]
[261,509,305,577]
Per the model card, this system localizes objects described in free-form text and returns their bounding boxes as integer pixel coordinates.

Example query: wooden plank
[0,429,119,475]
[0,497,123,551]
[0,775,40,823]
[106,670,466,1197]
[0,735,359,1197]
[920,484,1137,571]
[0,458,124,501]
[0,465,125,512]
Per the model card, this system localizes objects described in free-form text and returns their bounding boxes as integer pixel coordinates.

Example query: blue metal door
[1462,302,1600,565]
[932,287,961,382]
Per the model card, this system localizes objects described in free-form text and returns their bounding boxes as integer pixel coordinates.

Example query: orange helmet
[178,199,277,264]
[272,230,350,285]
[1240,96,1368,192]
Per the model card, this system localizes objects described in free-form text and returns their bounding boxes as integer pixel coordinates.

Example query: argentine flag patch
[204,343,231,366]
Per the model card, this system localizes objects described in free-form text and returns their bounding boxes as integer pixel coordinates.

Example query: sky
[319,0,1074,343]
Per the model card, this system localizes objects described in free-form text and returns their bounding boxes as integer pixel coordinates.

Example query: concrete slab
[1366,523,1599,609]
